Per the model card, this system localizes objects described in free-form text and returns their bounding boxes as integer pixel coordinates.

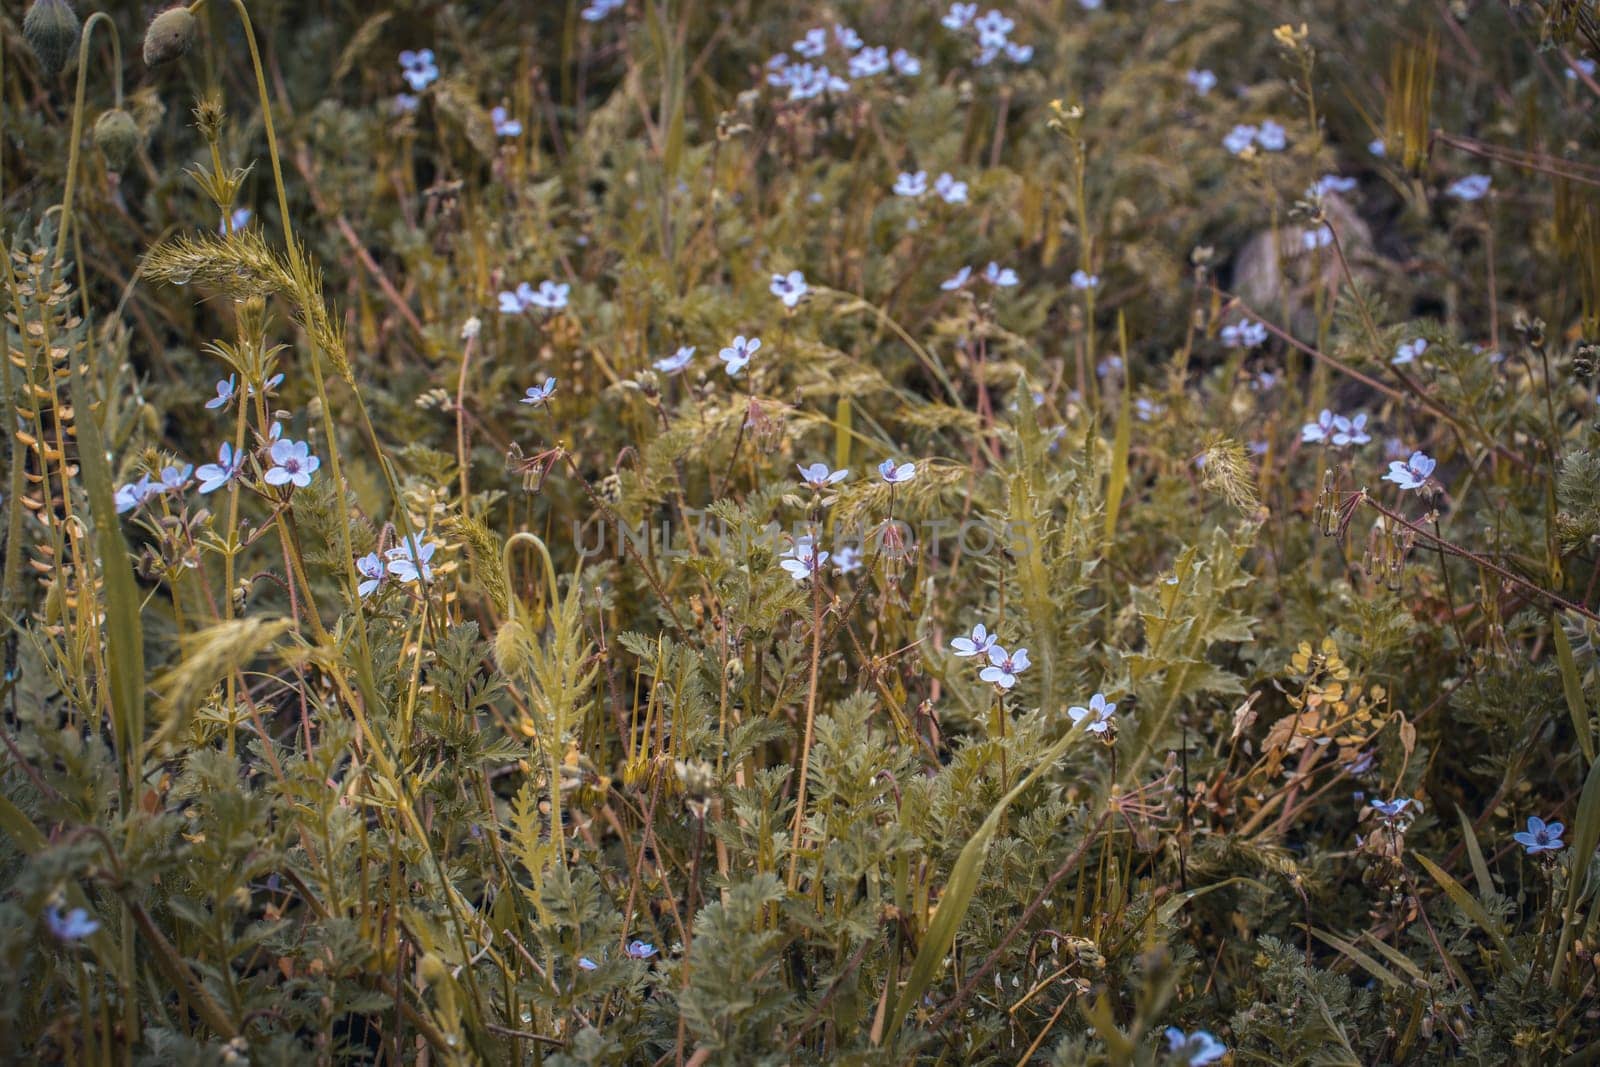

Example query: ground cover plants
[3,0,1600,1062]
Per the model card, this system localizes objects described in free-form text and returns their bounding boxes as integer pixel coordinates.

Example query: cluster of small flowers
[1223,119,1288,155]
[940,5,1034,66]
[893,170,969,204]
[765,25,921,101]
[1300,409,1371,447]
[354,537,443,598]
[942,261,1018,291]
[1220,318,1267,348]
[777,462,911,583]
[949,623,1030,689]
[498,279,570,315]
[118,406,321,514]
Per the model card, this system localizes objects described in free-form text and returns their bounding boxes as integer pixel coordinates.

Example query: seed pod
[23,0,81,77]
[143,6,197,67]
[92,109,139,170]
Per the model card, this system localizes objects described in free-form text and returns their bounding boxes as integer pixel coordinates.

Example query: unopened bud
[93,109,140,170]
[23,0,81,77]
[143,6,197,67]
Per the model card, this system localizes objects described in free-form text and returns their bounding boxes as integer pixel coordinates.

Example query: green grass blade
[1552,751,1600,985]
[1553,616,1596,765]
[1414,852,1514,971]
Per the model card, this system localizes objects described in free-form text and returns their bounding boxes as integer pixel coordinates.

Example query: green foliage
[2,0,1599,1063]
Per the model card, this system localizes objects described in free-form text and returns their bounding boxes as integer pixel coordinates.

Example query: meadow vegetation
[3,0,1600,1062]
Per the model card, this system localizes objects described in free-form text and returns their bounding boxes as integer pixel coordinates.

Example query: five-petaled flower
[1384,451,1436,491]
[780,539,830,582]
[894,171,928,197]
[46,906,100,941]
[771,270,809,308]
[833,545,863,574]
[1071,269,1100,290]
[1068,692,1117,734]
[386,538,440,584]
[625,940,658,959]
[878,458,916,484]
[1514,815,1565,855]
[1370,797,1412,819]
[265,439,320,489]
[951,623,997,658]
[521,377,558,407]
[1164,1028,1227,1066]
[159,464,193,492]
[399,49,438,92]
[115,475,156,514]
[196,442,241,494]
[980,645,1031,689]
[798,462,848,489]
[934,172,968,204]
[719,335,761,376]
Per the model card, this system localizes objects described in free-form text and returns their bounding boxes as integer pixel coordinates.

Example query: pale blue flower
[849,46,889,78]
[1301,409,1338,443]
[581,0,624,21]
[399,49,438,92]
[1311,174,1359,197]
[798,462,848,489]
[248,373,284,398]
[719,335,760,376]
[891,49,922,76]
[625,940,658,959]
[973,9,1014,49]
[942,3,978,31]
[1331,413,1370,447]
[1256,119,1287,151]
[159,464,193,493]
[771,270,808,308]
[219,207,252,235]
[265,438,320,489]
[1302,225,1332,250]
[115,475,157,514]
[794,28,828,58]
[834,24,864,51]
[833,545,863,574]
[386,539,440,584]
[1221,319,1267,348]
[951,623,997,658]
[1068,692,1116,734]
[941,265,973,291]
[491,106,523,138]
[1004,41,1033,63]
[527,280,570,312]
[395,93,420,114]
[206,375,238,410]
[196,442,241,494]
[654,346,695,374]
[1164,1028,1227,1066]
[1568,58,1597,80]
[1185,69,1217,95]
[1514,815,1565,855]
[1447,174,1491,201]
[780,540,829,582]
[1393,338,1428,365]
[1368,138,1387,157]
[934,172,968,204]
[1370,797,1412,819]
[1223,124,1258,154]
[980,645,1030,689]
[577,956,599,971]
[1384,451,1436,491]
[1079,0,1103,9]
[499,282,535,314]
[1071,269,1100,290]
[521,377,557,407]
[46,906,99,941]
[983,261,1018,287]
[356,552,385,598]
[878,458,916,484]
[894,171,928,197]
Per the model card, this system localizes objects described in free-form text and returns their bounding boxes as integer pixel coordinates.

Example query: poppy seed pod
[23,0,81,77]
[92,109,139,170]
[143,6,197,67]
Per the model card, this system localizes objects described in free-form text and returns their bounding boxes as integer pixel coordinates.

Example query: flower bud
[23,0,81,77]
[92,109,139,170]
[143,6,197,67]
[493,614,534,677]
